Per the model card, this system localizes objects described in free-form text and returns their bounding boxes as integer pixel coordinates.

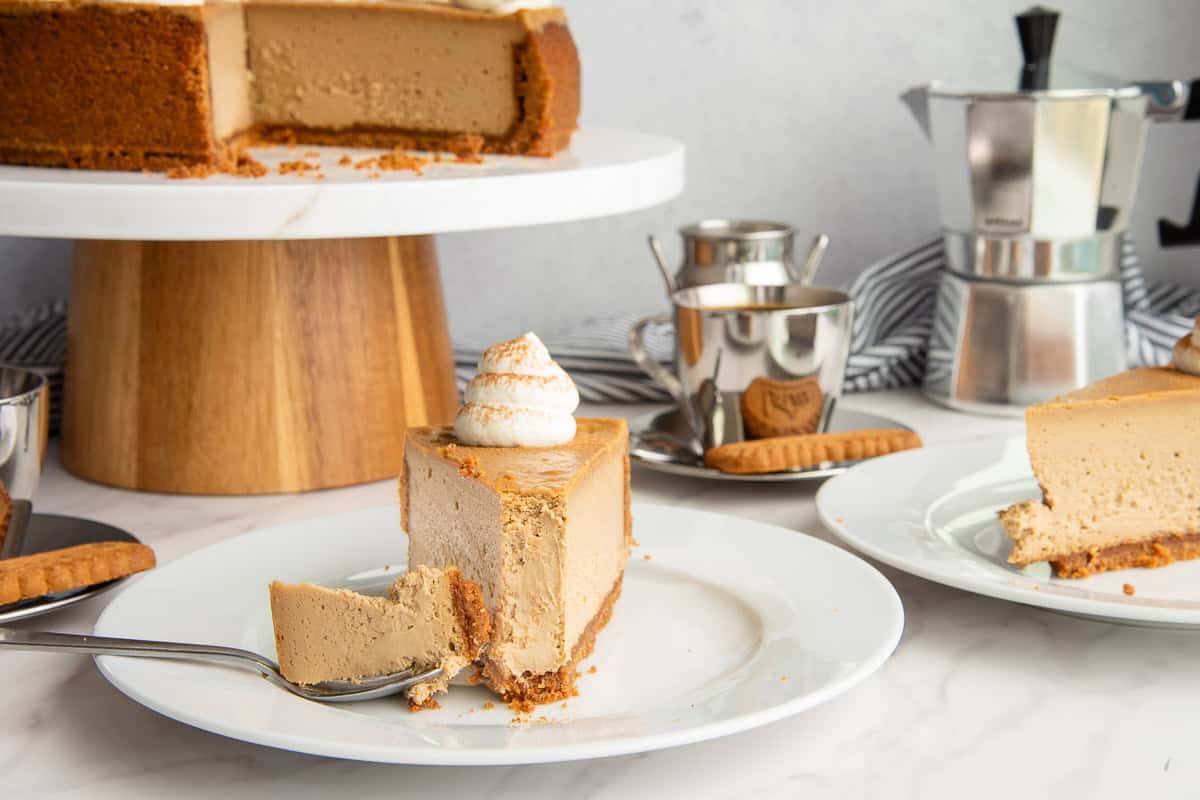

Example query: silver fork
[0,627,442,703]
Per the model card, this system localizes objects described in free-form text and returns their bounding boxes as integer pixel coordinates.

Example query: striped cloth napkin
[4,235,1198,430]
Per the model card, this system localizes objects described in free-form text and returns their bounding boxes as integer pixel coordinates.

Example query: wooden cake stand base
[61,236,458,494]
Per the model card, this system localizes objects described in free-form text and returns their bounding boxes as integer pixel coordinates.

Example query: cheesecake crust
[0,1,228,171]
[481,572,622,708]
[1049,534,1200,579]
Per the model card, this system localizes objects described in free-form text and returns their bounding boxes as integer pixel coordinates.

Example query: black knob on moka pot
[1016,6,1059,91]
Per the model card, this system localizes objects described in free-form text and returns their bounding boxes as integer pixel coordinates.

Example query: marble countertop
[6,390,1199,799]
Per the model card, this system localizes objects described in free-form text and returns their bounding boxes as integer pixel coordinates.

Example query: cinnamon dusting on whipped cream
[455,333,579,447]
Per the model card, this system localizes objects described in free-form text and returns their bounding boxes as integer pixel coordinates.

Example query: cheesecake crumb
[781,675,790,683]
[631,537,640,547]
[508,698,536,715]
[1123,583,1137,596]
[560,703,568,709]
[278,159,321,177]
[444,133,485,159]
[643,554,652,561]
[409,698,441,712]
[165,162,218,180]
[337,155,353,167]
[588,665,597,674]
[303,150,320,158]
[455,454,482,478]
[468,707,475,713]
[482,701,494,710]
[232,152,268,178]
[835,516,846,525]
[352,148,431,175]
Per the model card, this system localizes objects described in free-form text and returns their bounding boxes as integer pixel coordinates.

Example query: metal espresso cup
[0,365,49,559]
[628,284,854,452]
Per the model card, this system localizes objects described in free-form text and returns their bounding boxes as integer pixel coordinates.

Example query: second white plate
[94,502,903,764]
[816,436,1200,628]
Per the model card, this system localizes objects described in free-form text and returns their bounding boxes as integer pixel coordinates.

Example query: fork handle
[0,627,281,679]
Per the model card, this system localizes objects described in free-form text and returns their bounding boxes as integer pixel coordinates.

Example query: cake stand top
[0,128,684,240]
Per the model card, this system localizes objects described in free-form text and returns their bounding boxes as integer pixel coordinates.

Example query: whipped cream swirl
[1172,316,1200,377]
[455,333,579,447]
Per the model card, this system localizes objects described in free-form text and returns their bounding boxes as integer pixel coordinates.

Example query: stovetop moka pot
[903,6,1198,413]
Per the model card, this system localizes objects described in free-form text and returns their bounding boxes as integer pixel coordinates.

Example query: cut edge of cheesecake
[1000,366,1200,578]
[268,565,493,709]
[0,1,580,173]
[400,417,632,707]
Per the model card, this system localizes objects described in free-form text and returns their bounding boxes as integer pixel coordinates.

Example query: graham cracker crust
[409,568,493,712]
[482,572,623,708]
[448,569,494,661]
[1050,534,1200,578]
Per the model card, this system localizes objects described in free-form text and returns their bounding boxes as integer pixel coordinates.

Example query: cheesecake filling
[206,3,255,142]
[246,4,530,135]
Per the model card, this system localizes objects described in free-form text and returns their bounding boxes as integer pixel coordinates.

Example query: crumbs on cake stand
[1123,583,1137,596]
[278,159,324,179]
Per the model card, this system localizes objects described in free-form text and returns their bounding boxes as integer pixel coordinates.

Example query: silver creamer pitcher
[647,220,829,291]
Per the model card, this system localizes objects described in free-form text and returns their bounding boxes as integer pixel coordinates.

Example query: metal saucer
[0,514,143,624]
[630,406,916,483]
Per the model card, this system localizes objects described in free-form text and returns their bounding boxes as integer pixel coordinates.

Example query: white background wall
[3,0,1199,343]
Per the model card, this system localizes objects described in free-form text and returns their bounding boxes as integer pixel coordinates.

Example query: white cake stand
[0,128,684,494]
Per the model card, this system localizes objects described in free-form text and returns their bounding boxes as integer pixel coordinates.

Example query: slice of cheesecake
[1000,367,1200,578]
[400,417,630,707]
[269,565,492,708]
[0,1,579,172]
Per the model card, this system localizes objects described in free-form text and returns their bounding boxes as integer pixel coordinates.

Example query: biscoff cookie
[740,376,824,439]
[705,428,923,475]
[0,541,155,606]
[0,479,10,554]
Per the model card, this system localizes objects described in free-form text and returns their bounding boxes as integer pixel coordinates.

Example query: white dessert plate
[93,502,903,765]
[816,436,1200,629]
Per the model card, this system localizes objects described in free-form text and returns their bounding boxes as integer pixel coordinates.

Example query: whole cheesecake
[0,0,580,172]
[1000,365,1200,577]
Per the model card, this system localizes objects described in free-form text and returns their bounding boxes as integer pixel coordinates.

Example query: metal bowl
[1,365,49,557]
